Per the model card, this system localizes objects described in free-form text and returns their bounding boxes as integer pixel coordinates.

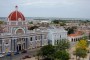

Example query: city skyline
[0,0,90,18]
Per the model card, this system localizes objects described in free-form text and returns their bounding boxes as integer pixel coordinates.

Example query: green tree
[66,26,77,34]
[40,44,55,60]
[56,39,70,51]
[29,21,33,24]
[76,40,88,49]
[36,50,42,60]
[0,20,4,24]
[54,50,70,60]
[74,40,88,60]
[52,20,59,24]
[28,25,38,30]
[60,22,66,26]
[75,48,87,60]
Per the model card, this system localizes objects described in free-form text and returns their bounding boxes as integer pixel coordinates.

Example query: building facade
[47,27,67,45]
[0,6,48,53]
[68,31,85,42]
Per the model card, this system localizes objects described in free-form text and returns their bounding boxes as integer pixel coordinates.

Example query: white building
[47,27,67,45]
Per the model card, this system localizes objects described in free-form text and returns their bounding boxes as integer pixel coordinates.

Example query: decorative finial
[15,5,18,10]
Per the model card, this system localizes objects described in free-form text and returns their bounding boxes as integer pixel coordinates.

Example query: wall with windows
[48,28,67,45]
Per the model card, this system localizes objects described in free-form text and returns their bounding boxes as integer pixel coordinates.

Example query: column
[21,38,22,50]
[11,39,13,52]
[17,45,19,51]
[24,38,26,49]
[15,38,17,52]
[0,40,2,53]
[2,40,5,53]
[33,36,36,48]
[26,38,27,49]
[22,44,24,50]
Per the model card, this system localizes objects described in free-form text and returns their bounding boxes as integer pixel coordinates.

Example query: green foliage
[76,40,88,49]
[82,36,88,40]
[74,40,88,59]
[56,40,70,50]
[75,48,87,59]
[28,26,38,30]
[52,20,59,24]
[66,26,77,34]
[40,44,55,59]
[29,21,33,24]
[0,21,4,24]
[60,22,66,26]
[38,40,70,60]
[54,50,70,60]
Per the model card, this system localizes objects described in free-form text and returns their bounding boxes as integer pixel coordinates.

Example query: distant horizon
[0,16,90,19]
[0,17,90,21]
[0,0,90,19]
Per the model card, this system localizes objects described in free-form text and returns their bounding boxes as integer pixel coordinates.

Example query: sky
[0,0,90,18]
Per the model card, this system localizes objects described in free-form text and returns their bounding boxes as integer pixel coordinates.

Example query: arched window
[72,38,73,42]
[30,37,33,41]
[18,18,22,21]
[16,29,24,35]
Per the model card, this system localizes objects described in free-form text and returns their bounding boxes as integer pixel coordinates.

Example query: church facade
[0,6,48,53]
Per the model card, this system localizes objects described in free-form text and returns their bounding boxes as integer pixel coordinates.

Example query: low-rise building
[68,31,85,42]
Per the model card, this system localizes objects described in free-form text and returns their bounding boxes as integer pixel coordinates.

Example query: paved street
[0,43,90,60]
[0,48,40,60]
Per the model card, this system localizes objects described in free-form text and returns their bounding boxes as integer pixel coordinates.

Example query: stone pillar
[2,39,5,53]
[25,38,27,49]
[15,38,17,52]
[22,43,23,50]
[21,38,22,50]
[0,40,2,53]
[17,45,19,51]
[24,38,26,49]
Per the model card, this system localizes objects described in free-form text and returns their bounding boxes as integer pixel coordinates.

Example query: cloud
[0,0,90,18]
[19,0,75,7]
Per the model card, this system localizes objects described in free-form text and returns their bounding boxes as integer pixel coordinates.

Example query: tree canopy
[40,44,55,60]
[66,27,75,34]
[76,40,88,49]
[56,40,70,51]
[74,40,88,59]
[52,20,59,24]
[37,40,70,60]
[54,50,70,60]
[0,20,4,24]
[75,48,87,59]
[28,25,38,30]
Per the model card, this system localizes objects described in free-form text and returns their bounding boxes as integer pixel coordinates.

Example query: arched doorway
[17,38,26,52]
[17,44,21,51]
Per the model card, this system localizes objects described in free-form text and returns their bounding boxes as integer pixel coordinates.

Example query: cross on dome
[15,5,18,10]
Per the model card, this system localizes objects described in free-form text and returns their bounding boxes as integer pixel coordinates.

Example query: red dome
[8,6,25,21]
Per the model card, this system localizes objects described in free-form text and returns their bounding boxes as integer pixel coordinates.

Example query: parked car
[6,52,11,56]
[14,52,19,55]
[24,55,31,58]
[22,55,31,59]
[21,50,27,53]
[22,57,26,59]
